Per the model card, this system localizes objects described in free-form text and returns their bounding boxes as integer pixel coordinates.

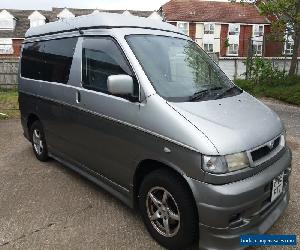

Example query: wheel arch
[132,159,198,217]
[26,113,40,140]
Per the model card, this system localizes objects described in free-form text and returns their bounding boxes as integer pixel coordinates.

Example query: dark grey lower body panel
[20,116,30,141]
[48,152,133,208]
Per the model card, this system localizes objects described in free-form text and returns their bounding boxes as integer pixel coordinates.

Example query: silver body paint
[19,13,292,249]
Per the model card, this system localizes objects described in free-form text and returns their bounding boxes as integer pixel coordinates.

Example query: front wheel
[30,120,49,162]
[139,169,198,249]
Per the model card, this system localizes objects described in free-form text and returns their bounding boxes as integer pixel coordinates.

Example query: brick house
[160,0,299,58]
[0,8,161,58]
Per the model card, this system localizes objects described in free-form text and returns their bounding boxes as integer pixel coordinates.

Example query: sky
[0,0,171,11]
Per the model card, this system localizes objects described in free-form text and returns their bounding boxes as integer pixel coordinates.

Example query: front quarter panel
[126,94,218,184]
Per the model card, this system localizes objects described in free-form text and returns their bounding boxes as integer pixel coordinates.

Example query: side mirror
[107,75,134,96]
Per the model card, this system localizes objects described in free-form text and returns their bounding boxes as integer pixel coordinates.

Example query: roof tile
[161,0,270,24]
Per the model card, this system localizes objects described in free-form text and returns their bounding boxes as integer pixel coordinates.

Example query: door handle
[76,91,81,103]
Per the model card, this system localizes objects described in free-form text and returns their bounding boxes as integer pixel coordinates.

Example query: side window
[82,37,138,97]
[21,37,77,83]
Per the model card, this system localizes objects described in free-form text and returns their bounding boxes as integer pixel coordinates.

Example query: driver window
[82,37,138,97]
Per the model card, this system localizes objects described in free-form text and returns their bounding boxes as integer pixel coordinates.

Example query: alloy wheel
[146,186,180,237]
[32,128,43,155]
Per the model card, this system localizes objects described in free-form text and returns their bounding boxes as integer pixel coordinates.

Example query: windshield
[126,35,241,102]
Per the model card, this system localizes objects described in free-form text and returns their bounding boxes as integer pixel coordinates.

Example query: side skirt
[48,152,134,208]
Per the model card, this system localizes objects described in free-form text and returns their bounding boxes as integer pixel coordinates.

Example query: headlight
[202,155,227,174]
[202,152,249,174]
[225,152,249,172]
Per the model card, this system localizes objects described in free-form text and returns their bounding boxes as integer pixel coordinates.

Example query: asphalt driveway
[0,99,299,250]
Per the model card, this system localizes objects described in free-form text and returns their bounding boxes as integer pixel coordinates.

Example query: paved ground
[0,99,299,250]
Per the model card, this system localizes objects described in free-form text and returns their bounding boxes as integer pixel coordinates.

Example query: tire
[139,169,198,250]
[30,120,49,162]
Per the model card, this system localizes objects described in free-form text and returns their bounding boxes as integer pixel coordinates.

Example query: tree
[231,0,300,76]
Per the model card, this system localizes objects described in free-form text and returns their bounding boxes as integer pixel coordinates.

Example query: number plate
[271,173,284,202]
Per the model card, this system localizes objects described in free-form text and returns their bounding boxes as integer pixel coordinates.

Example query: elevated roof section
[25,12,182,38]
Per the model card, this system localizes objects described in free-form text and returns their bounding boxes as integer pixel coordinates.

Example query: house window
[284,41,294,55]
[0,19,14,30]
[0,38,13,54]
[283,24,294,55]
[204,43,214,53]
[177,22,189,35]
[286,23,294,35]
[28,11,46,28]
[228,23,240,36]
[30,19,45,27]
[253,43,263,56]
[228,44,239,55]
[204,23,214,35]
[253,24,264,37]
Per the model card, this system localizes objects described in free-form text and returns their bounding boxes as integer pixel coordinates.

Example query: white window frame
[253,42,263,56]
[30,19,45,28]
[28,11,46,28]
[0,19,15,30]
[284,40,294,55]
[227,43,239,56]
[253,24,264,37]
[204,23,215,35]
[177,22,189,36]
[0,38,13,54]
[283,24,294,55]
[203,43,214,53]
[228,23,240,36]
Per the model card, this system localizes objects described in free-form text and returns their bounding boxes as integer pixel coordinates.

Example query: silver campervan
[19,13,292,250]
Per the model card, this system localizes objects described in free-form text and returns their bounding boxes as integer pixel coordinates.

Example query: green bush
[235,76,300,106]
[243,57,286,85]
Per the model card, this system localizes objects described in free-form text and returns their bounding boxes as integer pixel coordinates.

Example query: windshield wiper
[190,86,223,102]
[215,86,241,100]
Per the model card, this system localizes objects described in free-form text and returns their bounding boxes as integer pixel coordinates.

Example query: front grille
[251,137,281,162]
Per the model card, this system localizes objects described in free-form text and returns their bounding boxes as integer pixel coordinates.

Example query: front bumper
[186,147,292,250]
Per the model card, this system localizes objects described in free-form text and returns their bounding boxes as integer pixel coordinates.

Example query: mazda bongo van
[19,13,292,249]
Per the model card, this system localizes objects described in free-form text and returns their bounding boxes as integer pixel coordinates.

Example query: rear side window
[21,37,78,84]
[82,37,138,96]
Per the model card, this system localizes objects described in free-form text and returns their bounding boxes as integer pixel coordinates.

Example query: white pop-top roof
[25,12,182,38]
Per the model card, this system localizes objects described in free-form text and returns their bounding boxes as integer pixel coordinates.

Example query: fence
[0,56,299,86]
[0,59,19,88]
[218,57,300,80]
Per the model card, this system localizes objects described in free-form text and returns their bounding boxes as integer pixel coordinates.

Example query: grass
[235,76,300,106]
[0,87,19,119]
